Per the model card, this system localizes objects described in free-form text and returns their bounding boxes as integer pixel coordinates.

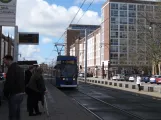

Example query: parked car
[112,74,125,81]
[128,75,136,82]
[155,76,161,84]
[149,75,161,84]
[142,75,151,83]
[78,73,84,77]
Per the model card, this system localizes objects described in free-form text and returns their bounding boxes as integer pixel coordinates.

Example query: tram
[52,56,78,88]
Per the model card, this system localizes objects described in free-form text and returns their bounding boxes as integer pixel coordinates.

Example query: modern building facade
[102,0,160,74]
[69,0,161,77]
[65,24,100,55]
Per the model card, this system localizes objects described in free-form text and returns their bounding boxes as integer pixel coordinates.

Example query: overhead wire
[45,0,87,63]
[55,0,87,43]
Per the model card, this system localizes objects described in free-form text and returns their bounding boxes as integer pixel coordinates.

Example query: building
[39,63,48,72]
[70,28,102,76]
[65,24,100,55]
[0,34,14,72]
[101,0,160,74]
[69,0,161,77]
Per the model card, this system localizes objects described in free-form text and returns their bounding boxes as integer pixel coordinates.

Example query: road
[62,82,161,120]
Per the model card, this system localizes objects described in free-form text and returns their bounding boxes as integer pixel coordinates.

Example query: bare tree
[134,3,161,75]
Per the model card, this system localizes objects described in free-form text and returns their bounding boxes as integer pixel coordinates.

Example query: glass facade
[109,2,156,66]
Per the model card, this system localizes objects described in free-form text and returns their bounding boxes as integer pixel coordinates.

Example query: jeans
[8,93,24,120]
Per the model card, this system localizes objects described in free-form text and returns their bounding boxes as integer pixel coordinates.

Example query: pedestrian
[25,65,35,112]
[3,55,25,120]
[26,67,46,116]
[136,75,142,91]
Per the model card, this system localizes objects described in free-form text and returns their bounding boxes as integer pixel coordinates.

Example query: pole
[14,26,18,62]
[84,29,87,83]
[0,26,2,72]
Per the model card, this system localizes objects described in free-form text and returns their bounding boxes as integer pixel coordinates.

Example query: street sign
[19,32,39,45]
[0,0,17,26]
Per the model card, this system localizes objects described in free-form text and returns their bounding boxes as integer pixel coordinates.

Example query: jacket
[27,72,46,93]
[3,62,25,97]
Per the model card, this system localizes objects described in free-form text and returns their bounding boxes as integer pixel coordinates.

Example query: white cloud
[75,0,106,4]
[16,0,101,37]
[4,0,101,63]
[42,37,53,44]
[18,45,41,61]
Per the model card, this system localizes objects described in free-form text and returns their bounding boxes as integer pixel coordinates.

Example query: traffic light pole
[84,29,87,83]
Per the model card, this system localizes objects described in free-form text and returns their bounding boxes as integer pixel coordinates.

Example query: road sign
[19,32,39,45]
[0,0,17,26]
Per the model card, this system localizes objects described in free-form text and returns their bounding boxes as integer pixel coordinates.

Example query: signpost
[19,32,39,45]
[0,0,17,26]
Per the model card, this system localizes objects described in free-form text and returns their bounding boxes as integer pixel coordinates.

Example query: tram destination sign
[19,32,39,45]
[0,0,17,26]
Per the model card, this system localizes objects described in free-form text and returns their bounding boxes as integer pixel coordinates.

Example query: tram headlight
[73,78,75,80]
[63,78,65,80]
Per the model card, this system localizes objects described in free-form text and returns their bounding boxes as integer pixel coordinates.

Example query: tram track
[63,89,146,120]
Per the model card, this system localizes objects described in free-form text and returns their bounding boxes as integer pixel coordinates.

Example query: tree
[135,3,161,75]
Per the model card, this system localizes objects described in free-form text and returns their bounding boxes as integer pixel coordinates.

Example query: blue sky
[3,0,106,64]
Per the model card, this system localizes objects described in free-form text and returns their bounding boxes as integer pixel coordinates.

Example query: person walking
[25,66,35,112]
[136,75,142,91]
[27,67,46,116]
[3,55,25,120]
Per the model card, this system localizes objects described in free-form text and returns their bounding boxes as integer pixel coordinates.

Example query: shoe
[35,112,42,115]
[29,113,37,116]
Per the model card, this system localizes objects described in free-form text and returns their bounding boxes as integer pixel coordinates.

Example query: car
[128,75,135,82]
[112,74,125,81]
[155,76,161,84]
[78,73,84,77]
[142,75,151,83]
[149,75,161,84]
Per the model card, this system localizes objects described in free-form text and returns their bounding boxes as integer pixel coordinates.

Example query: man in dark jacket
[3,55,25,120]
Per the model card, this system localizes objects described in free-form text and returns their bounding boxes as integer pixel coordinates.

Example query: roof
[102,0,161,8]
[57,56,77,61]
[17,61,38,65]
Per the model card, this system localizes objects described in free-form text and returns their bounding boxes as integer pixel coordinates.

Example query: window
[129,18,136,24]
[110,46,118,52]
[120,4,127,10]
[120,25,127,31]
[110,53,118,59]
[111,24,118,31]
[120,46,127,52]
[120,32,127,38]
[129,4,136,11]
[129,11,136,17]
[111,17,118,24]
[120,11,127,17]
[146,5,153,11]
[111,10,118,16]
[120,18,127,24]
[129,25,136,31]
[137,5,145,11]
[138,18,145,25]
[137,12,145,18]
[111,32,118,38]
[111,3,118,9]
[111,39,118,45]
[120,39,127,45]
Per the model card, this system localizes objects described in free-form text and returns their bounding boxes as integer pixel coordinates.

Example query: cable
[55,0,87,43]
[77,0,95,24]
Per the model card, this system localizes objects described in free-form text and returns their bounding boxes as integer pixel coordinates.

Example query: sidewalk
[79,77,161,99]
[0,80,97,120]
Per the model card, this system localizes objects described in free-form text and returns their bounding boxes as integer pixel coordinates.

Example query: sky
[2,0,106,64]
